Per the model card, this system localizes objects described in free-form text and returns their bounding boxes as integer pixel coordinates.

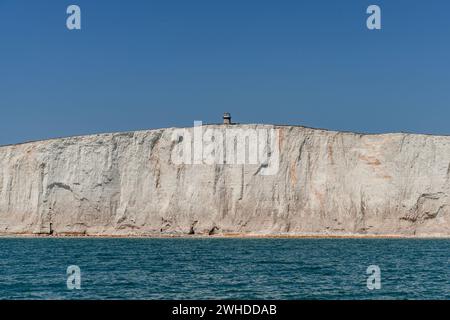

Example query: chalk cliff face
[0,125,449,237]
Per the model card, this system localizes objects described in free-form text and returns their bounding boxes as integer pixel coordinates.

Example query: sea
[0,238,448,299]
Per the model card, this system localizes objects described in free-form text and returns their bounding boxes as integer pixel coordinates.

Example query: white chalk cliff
[0,124,449,237]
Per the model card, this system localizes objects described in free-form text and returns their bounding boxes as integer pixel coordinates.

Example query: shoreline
[1,233,449,239]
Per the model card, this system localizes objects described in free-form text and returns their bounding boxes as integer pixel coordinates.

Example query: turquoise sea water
[0,238,448,300]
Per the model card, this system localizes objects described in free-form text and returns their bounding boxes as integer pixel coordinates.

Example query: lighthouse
[223,112,232,125]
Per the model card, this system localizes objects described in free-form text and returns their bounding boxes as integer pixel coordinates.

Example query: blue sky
[1,0,449,145]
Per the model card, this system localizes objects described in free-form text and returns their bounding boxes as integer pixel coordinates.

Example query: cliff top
[1,123,449,149]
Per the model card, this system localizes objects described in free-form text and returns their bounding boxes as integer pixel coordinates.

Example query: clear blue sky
[1,0,449,145]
